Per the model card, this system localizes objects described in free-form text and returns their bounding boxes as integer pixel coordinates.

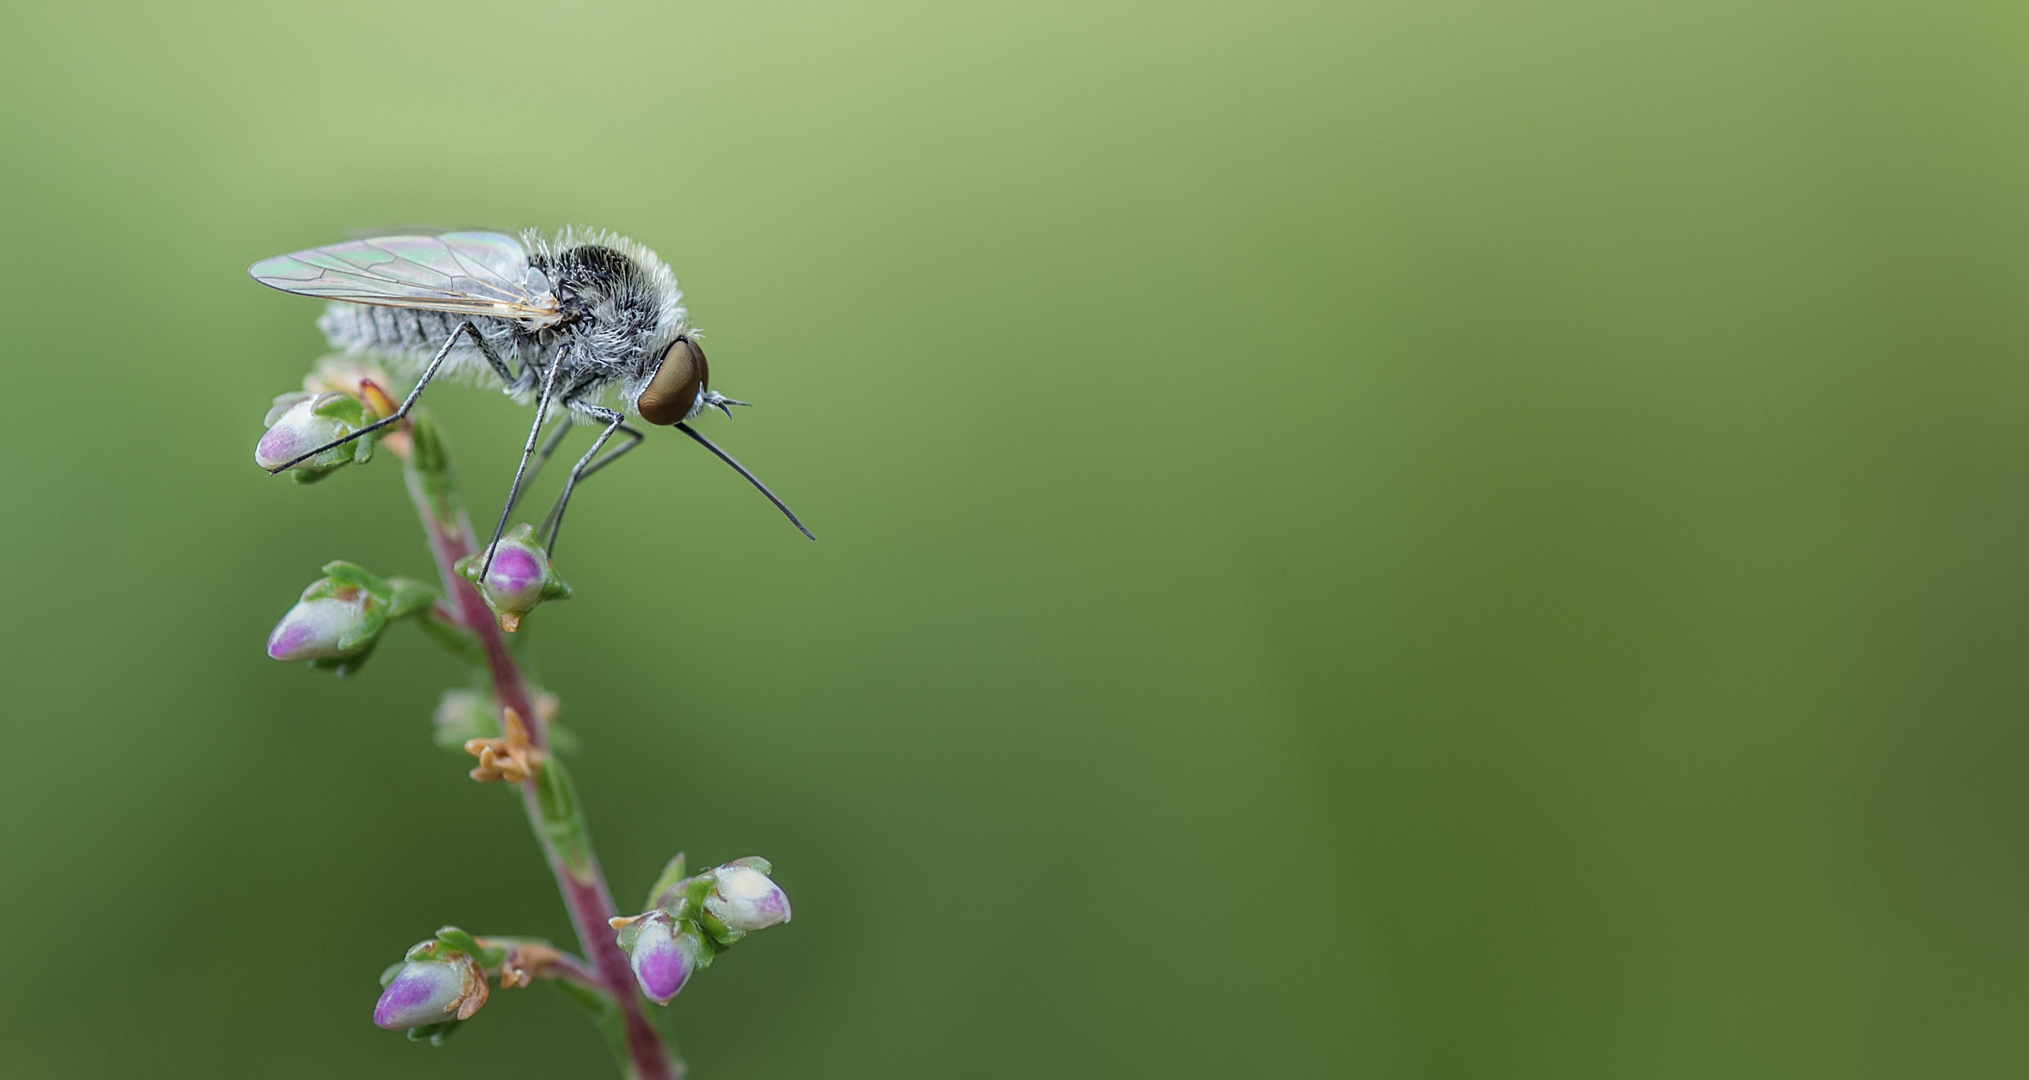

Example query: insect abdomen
[317,303,523,386]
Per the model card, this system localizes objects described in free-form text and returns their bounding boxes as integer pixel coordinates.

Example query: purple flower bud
[457,524,570,632]
[623,912,702,1005]
[255,392,364,473]
[267,590,374,661]
[373,954,486,1030]
[704,862,792,933]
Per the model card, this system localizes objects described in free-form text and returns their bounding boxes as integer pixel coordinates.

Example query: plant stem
[401,415,678,1080]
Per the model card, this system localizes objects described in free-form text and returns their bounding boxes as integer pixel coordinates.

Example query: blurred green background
[2,0,2024,1076]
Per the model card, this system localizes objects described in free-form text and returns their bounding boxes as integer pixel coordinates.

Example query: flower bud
[267,592,375,662]
[456,524,571,633]
[619,912,703,1005]
[267,562,436,675]
[703,860,792,935]
[374,951,487,1030]
[256,391,368,479]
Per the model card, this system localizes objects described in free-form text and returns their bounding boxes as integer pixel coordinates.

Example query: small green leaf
[534,756,592,876]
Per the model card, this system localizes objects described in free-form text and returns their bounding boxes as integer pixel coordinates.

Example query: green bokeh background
[3,1,2024,1076]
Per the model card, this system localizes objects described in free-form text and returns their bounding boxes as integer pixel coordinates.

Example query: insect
[249,227,813,572]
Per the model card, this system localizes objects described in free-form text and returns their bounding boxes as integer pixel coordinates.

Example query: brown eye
[637,336,708,426]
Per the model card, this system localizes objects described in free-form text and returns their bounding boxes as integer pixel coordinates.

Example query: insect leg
[479,363,561,576]
[537,421,643,549]
[539,406,634,556]
[498,412,575,523]
[467,328,518,386]
[265,320,488,474]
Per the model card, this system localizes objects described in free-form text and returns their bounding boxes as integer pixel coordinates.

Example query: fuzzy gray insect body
[314,227,690,418]
[250,225,811,558]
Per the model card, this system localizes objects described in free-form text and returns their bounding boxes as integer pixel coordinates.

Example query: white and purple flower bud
[457,524,571,633]
[256,391,368,476]
[266,562,435,675]
[373,952,487,1030]
[266,590,375,662]
[703,860,792,934]
[621,912,704,1005]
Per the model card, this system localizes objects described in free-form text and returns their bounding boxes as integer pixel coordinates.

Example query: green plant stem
[401,413,678,1080]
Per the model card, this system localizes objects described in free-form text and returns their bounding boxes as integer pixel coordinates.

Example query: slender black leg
[675,422,817,540]
[539,407,630,556]
[538,423,644,549]
[467,328,519,386]
[480,364,561,576]
[267,320,493,473]
[499,413,575,523]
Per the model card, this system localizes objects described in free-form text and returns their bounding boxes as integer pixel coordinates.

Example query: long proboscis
[675,422,817,541]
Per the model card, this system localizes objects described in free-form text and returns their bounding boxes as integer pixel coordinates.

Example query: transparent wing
[249,232,562,327]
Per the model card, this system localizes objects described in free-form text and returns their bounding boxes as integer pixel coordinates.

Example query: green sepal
[303,393,372,468]
[614,917,644,953]
[334,606,391,653]
[432,926,480,958]
[432,926,504,967]
[309,640,377,677]
[644,853,688,913]
[406,1020,461,1045]
[698,908,743,948]
[379,962,405,987]
[288,464,344,485]
[310,392,365,426]
[727,856,772,874]
[319,560,389,596]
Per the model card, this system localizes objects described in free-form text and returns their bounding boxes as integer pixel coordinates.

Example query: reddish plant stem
[405,455,676,1080]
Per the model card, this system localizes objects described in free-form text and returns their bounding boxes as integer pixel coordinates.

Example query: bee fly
[249,227,813,571]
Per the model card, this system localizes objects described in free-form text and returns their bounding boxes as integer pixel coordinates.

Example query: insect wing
[249,232,562,327]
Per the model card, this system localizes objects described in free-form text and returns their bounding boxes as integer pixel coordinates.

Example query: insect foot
[609,855,792,1005]
[256,391,374,482]
[455,524,571,633]
[266,561,437,676]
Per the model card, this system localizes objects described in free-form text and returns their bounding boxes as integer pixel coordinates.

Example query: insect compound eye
[637,336,710,426]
